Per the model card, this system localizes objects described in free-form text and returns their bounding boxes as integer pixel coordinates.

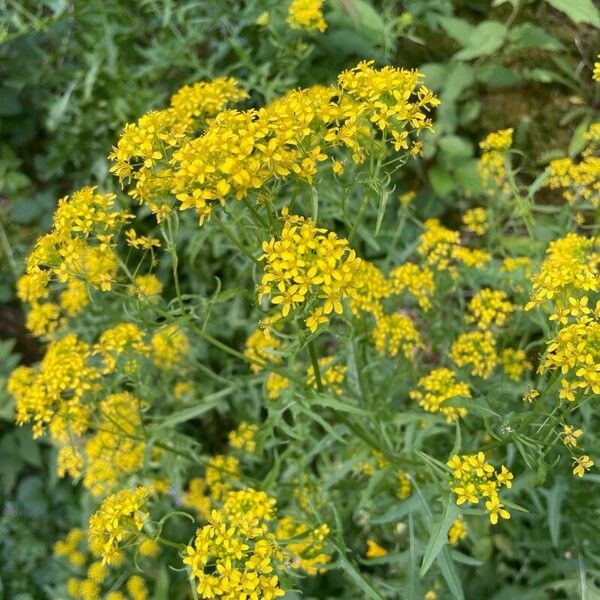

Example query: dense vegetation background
[0,1,598,598]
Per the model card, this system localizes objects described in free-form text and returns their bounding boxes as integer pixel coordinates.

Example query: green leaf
[507,22,563,51]
[475,64,523,87]
[437,547,466,600]
[568,116,592,157]
[155,390,232,428]
[420,63,447,91]
[338,0,386,38]
[438,16,474,44]
[429,165,454,197]
[440,63,475,104]
[438,135,473,159]
[333,543,385,600]
[0,86,21,116]
[420,496,459,575]
[453,21,507,60]
[522,67,571,85]
[371,494,422,524]
[547,480,565,547]
[544,0,600,26]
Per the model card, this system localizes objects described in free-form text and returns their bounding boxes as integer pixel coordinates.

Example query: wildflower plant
[8,54,600,600]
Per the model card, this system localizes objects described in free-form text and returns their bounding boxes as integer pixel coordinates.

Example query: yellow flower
[409,368,470,422]
[501,348,532,381]
[485,496,511,525]
[562,424,583,448]
[259,212,362,331]
[88,487,149,565]
[450,330,497,379]
[228,422,259,453]
[462,207,488,236]
[287,0,327,32]
[573,455,594,477]
[466,289,513,329]
[365,539,388,558]
[447,453,512,524]
[448,517,468,545]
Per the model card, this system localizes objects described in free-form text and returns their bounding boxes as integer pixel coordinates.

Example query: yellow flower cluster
[397,470,412,499]
[501,348,532,381]
[88,487,149,565]
[372,313,422,359]
[418,218,490,273]
[466,288,513,329]
[126,575,149,600]
[306,356,347,395]
[350,261,390,317]
[346,259,435,363]
[350,259,435,318]
[113,61,437,224]
[183,488,285,600]
[109,77,248,216]
[525,233,599,398]
[287,0,327,32]
[17,187,131,337]
[150,324,190,369]
[447,517,468,545]
[594,55,600,82]
[130,274,163,301]
[526,233,597,311]
[478,128,513,194]
[244,327,283,373]
[258,211,362,331]
[450,330,497,379]
[409,368,470,422]
[447,452,513,524]
[388,262,435,311]
[462,207,488,236]
[183,455,241,519]
[7,334,98,439]
[229,422,258,453]
[266,372,291,400]
[275,517,331,575]
[54,528,86,567]
[81,392,146,496]
[545,123,600,205]
[57,524,156,599]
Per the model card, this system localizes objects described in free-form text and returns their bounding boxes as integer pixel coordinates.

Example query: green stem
[213,214,260,266]
[307,339,323,392]
[0,218,18,279]
[241,197,269,230]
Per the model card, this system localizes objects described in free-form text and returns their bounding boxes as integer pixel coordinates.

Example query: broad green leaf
[544,0,600,26]
[438,16,474,44]
[455,160,483,194]
[339,0,386,38]
[438,135,473,159]
[420,496,459,575]
[420,63,447,91]
[441,63,475,103]
[507,22,563,51]
[475,64,523,87]
[453,21,507,61]
[429,165,454,197]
